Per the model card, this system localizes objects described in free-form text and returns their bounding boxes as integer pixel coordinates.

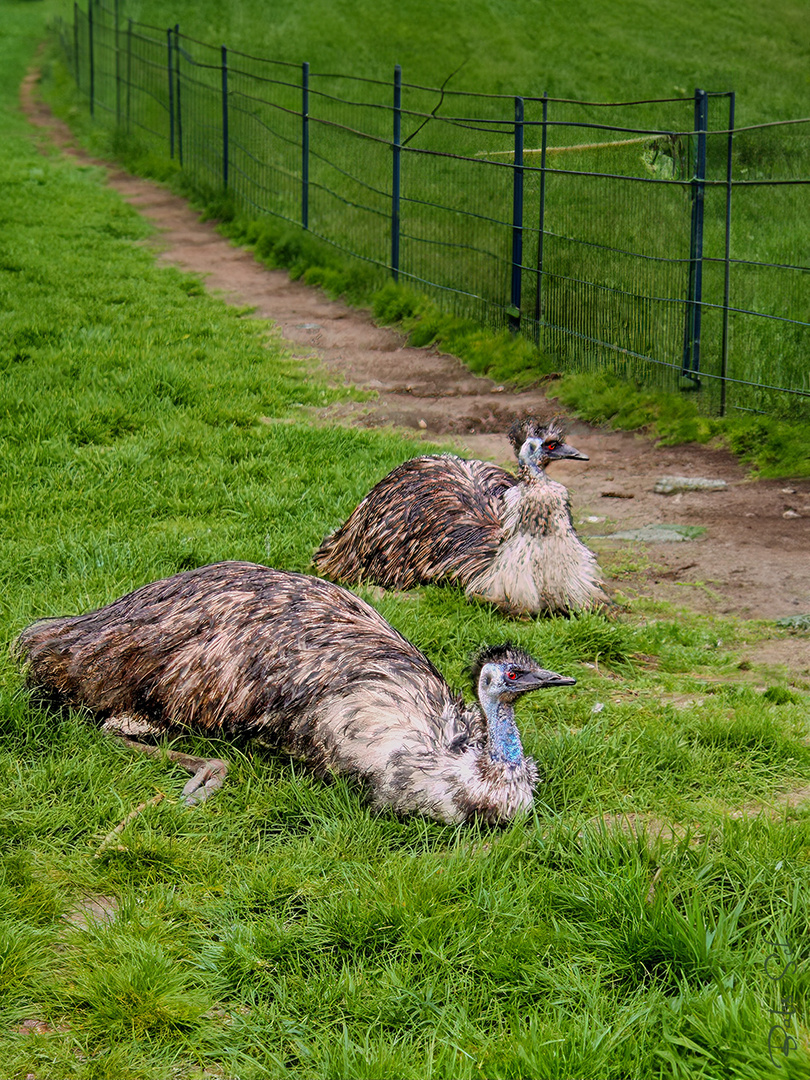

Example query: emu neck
[482,698,524,767]
[520,460,549,484]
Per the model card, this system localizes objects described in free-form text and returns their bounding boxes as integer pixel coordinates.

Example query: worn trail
[19,69,810,644]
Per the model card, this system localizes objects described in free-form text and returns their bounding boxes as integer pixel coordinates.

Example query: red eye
[546,442,558,451]
[506,670,517,680]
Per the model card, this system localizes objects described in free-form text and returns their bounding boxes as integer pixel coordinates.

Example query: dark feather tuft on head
[469,641,539,691]
[507,415,567,454]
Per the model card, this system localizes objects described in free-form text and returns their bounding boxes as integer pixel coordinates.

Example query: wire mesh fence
[55,0,810,420]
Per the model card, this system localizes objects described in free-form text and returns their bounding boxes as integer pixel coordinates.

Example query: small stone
[602,524,706,543]
[783,509,800,518]
[63,894,119,929]
[654,476,727,494]
[418,419,427,429]
[781,487,797,494]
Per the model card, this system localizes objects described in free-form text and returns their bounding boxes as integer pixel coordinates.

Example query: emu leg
[114,734,229,806]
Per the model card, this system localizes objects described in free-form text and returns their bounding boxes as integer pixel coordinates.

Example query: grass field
[42,0,810,428]
[42,3,810,468]
[117,0,809,123]
[41,0,810,468]
[3,2,810,1078]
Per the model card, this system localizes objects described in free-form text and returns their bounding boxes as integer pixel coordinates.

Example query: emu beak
[519,668,577,691]
[550,441,589,462]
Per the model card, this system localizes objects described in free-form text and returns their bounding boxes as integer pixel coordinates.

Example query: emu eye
[506,670,517,681]
[546,441,558,451]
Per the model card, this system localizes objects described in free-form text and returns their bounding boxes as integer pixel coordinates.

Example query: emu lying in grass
[314,416,608,616]
[13,561,575,823]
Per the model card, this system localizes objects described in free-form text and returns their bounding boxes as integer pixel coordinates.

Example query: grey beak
[550,441,589,462]
[518,668,577,691]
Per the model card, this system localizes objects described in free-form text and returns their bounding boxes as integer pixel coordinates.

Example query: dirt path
[19,70,810,664]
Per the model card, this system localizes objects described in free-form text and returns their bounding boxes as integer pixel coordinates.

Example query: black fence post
[114,0,121,125]
[509,96,524,333]
[126,17,132,134]
[682,87,707,383]
[719,91,735,417]
[88,0,95,117]
[174,25,183,167]
[391,64,402,281]
[73,3,79,90]
[221,45,229,190]
[167,27,174,158]
[302,61,309,229]
[534,91,549,330]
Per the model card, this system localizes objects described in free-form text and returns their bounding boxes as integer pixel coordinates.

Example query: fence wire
[55,1,810,420]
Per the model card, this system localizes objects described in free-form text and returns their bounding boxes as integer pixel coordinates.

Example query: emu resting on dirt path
[14,562,576,824]
[315,416,609,616]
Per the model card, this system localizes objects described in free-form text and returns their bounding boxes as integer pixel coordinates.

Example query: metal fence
[56,0,810,419]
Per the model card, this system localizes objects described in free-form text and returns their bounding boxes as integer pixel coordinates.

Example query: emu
[314,417,608,616]
[13,561,575,824]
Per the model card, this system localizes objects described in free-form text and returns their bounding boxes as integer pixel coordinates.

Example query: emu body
[14,562,574,824]
[314,418,608,616]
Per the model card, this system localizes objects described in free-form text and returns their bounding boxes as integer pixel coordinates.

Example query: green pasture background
[1,2,809,1077]
[48,0,810,461]
[120,0,807,121]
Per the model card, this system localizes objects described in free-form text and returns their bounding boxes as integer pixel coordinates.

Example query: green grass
[40,0,810,468]
[550,372,810,479]
[3,3,810,1078]
[39,0,810,433]
[118,0,809,124]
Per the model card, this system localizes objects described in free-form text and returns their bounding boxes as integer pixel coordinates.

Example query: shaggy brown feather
[13,562,574,823]
[314,417,607,615]
[314,454,514,590]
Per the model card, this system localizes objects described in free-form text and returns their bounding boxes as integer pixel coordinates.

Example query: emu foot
[117,736,229,806]
[180,758,229,806]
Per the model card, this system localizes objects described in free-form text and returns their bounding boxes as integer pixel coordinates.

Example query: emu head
[508,416,589,469]
[470,643,576,707]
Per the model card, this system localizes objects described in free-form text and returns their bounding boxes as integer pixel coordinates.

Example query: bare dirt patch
[20,70,810,666]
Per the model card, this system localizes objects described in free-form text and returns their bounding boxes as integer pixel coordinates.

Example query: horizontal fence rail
[55,0,810,419]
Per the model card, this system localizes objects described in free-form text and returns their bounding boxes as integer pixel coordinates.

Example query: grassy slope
[48,0,810,477]
[123,0,810,123]
[2,4,810,1079]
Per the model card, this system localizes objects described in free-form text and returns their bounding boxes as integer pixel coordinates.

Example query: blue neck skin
[482,699,525,767]
[518,450,548,482]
